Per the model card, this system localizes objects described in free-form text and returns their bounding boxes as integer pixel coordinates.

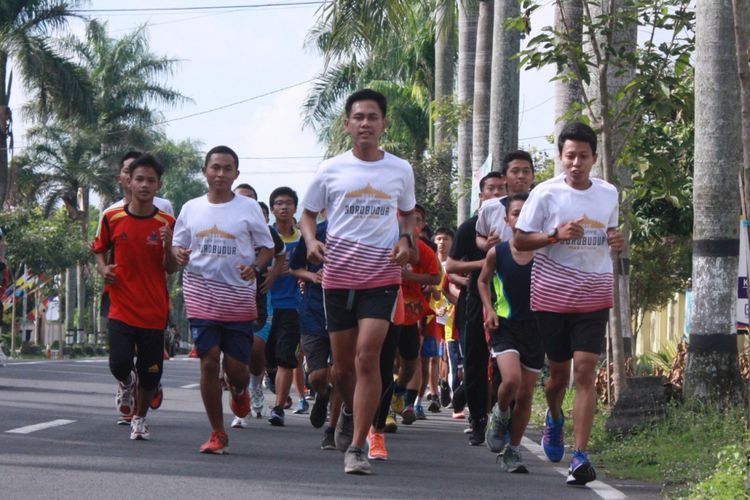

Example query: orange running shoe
[367,430,388,461]
[149,383,163,410]
[200,431,229,454]
[188,347,198,358]
[229,384,250,418]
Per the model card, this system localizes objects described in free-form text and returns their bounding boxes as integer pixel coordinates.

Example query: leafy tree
[153,138,206,217]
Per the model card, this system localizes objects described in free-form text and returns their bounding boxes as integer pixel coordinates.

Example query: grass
[528,383,748,497]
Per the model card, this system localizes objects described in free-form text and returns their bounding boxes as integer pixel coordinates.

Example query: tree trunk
[77,187,89,344]
[0,52,10,209]
[64,266,76,346]
[553,0,583,174]
[456,0,479,224]
[685,0,744,405]
[470,0,494,209]
[488,0,520,170]
[434,0,456,148]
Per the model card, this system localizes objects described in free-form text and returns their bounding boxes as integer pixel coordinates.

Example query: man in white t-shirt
[300,89,416,475]
[514,122,624,487]
[172,146,275,455]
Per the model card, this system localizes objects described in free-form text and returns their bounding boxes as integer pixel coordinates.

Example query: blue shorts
[254,321,271,344]
[420,336,442,358]
[190,319,254,363]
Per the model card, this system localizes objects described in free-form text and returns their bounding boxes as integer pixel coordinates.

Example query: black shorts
[489,318,544,372]
[266,308,300,369]
[301,334,331,373]
[190,319,254,364]
[108,319,164,391]
[323,285,399,332]
[536,308,609,362]
[398,323,420,361]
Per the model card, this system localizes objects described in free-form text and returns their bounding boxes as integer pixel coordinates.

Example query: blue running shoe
[293,398,309,415]
[567,449,596,485]
[541,408,565,462]
[268,406,285,426]
[415,404,426,420]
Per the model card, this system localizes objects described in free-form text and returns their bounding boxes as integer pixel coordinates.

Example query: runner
[444,171,505,445]
[478,193,541,473]
[172,145,275,454]
[92,154,178,440]
[300,89,416,475]
[514,122,624,485]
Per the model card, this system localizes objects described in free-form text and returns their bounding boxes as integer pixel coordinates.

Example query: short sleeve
[607,191,619,229]
[302,166,327,212]
[92,215,112,254]
[398,162,417,212]
[172,205,191,249]
[247,204,275,250]
[475,204,490,236]
[516,188,547,234]
[420,243,440,275]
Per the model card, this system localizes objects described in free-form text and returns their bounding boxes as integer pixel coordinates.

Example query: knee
[546,373,568,393]
[109,357,132,383]
[139,371,161,392]
[201,351,220,373]
[502,376,521,396]
[573,364,596,388]
[333,362,354,381]
[308,369,328,392]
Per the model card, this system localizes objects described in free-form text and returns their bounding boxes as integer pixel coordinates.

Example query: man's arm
[477,248,498,330]
[514,218,586,251]
[94,252,117,284]
[300,209,325,264]
[401,269,440,286]
[447,272,469,287]
[444,256,484,275]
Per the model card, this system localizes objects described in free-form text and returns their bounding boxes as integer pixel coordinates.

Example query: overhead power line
[72,1,323,14]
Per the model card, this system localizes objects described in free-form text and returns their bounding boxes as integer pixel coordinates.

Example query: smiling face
[560,139,597,189]
[344,99,386,151]
[203,153,239,193]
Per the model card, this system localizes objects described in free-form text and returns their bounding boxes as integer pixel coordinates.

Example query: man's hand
[174,247,191,266]
[607,229,625,252]
[307,240,326,265]
[390,238,410,266]
[557,216,585,241]
[483,309,499,331]
[309,269,323,285]
[98,264,117,285]
[238,264,256,281]
[159,224,173,248]
[485,230,500,252]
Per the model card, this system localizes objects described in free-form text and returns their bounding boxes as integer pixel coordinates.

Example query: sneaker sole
[130,434,150,440]
[344,466,372,475]
[367,453,388,461]
[321,444,337,450]
[268,419,285,427]
[293,410,308,415]
[200,447,229,455]
[567,463,596,485]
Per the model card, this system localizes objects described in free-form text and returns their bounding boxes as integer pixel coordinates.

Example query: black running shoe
[310,390,329,429]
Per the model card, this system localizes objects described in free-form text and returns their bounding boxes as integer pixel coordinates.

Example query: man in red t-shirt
[93,154,178,441]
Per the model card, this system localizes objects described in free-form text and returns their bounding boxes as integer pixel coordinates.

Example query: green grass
[528,384,748,497]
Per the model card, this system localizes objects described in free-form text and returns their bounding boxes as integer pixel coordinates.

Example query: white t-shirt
[302,149,416,289]
[475,196,512,242]
[172,194,275,322]
[516,174,618,314]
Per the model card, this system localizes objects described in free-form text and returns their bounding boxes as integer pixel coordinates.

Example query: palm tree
[434,0,456,149]
[470,0,493,200]
[684,0,744,404]
[456,0,479,223]
[0,0,94,209]
[553,0,582,174]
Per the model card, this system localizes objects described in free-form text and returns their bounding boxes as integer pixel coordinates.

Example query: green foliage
[413,149,456,230]
[690,442,750,499]
[153,138,206,216]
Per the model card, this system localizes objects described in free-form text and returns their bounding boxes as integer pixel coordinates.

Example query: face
[434,234,452,254]
[203,153,239,192]
[129,166,161,203]
[505,159,534,195]
[235,187,256,200]
[505,200,524,230]
[344,100,386,149]
[480,176,506,203]
[118,158,134,191]
[560,140,597,189]
[271,194,296,222]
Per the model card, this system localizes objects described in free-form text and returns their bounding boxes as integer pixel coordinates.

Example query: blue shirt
[269,226,301,310]
[290,221,327,336]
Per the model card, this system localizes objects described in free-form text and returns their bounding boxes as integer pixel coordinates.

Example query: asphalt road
[0,358,661,499]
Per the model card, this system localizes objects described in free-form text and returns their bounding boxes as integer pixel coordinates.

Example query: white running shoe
[231,416,249,428]
[251,386,264,418]
[116,371,137,417]
[130,416,150,440]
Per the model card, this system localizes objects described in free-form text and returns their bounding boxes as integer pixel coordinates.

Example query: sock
[249,374,262,390]
[509,445,520,452]
[394,379,406,395]
[405,389,418,407]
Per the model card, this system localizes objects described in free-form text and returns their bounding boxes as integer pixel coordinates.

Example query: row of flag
[2,272,53,314]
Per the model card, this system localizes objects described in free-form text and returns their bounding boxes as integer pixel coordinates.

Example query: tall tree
[488,0,520,169]
[470,0,494,197]
[434,0,456,149]
[684,0,744,404]
[553,0,582,174]
[0,0,93,209]
[456,0,479,224]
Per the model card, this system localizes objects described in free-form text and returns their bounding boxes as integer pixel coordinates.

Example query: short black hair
[479,171,505,190]
[234,183,257,199]
[414,203,426,218]
[345,89,387,118]
[557,122,597,155]
[128,153,164,179]
[501,150,534,175]
[204,145,239,169]
[120,150,143,171]
[420,225,433,240]
[507,192,529,204]
[269,186,298,208]
[434,227,455,239]
[258,201,269,216]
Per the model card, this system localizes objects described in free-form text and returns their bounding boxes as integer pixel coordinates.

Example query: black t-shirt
[449,215,486,325]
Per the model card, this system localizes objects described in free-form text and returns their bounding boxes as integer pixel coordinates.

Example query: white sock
[249,374,262,390]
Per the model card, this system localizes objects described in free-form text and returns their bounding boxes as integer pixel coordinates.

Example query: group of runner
[93,88,623,485]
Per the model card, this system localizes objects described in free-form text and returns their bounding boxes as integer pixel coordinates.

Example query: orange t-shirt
[399,239,440,325]
[93,205,175,330]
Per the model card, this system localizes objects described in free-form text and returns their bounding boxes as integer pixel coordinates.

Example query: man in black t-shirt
[445,171,506,446]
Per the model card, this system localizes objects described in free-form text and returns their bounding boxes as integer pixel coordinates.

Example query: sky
[13,0,557,215]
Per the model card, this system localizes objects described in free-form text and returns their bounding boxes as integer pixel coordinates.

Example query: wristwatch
[547,227,558,245]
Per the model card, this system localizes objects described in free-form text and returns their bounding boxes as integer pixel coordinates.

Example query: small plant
[690,441,750,499]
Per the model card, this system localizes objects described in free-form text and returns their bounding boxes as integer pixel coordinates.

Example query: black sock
[405,389,418,407]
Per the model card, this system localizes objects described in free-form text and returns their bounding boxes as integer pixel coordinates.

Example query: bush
[51,340,60,349]
[19,341,41,355]
[83,345,94,356]
[690,442,750,499]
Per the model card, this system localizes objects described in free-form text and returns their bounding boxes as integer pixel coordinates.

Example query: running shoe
[384,412,398,433]
[468,416,487,446]
[231,416,249,429]
[567,449,596,485]
[452,382,466,412]
[115,371,137,417]
[541,408,565,462]
[321,427,336,450]
[130,416,150,441]
[391,392,405,414]
[428,395,441,413]
[344,446,372,475]
[415,404,427,420]
[228,384,250,418]
[268,406,285,427]
[188,346,198,358]
[293,398,310,415]
[485,405,510,453]
[116,415,133,426]
[439,380,452,407]
[367,430,388,461]
[149,383,163,410]
[401,405,416,425]
[284,395,293,410]
[335,405,354,452]
[498,445,528,473]
[264,373,276,394]
[310,390,329,429]
[200,430,229,454]
[452,410,465,420]
[251,386,264,418]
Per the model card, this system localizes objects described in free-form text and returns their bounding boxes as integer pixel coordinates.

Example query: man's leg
[199,345,224,432]
[273,310,301,411]
[133,328,164,420]
[571,351,598,451]
[329,329,357,411]
[510,369,539,446]
[249,338,266,376]
[545,359,571,420]
[351,317,389,449]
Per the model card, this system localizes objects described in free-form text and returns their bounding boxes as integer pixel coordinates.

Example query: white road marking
[180,383,200,389]
[521,436,627,499]
[6,419,76,434]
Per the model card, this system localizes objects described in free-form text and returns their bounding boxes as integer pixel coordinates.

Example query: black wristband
[399,233,414,248]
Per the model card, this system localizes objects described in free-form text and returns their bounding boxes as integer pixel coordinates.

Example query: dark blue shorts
[420,336,443,358]
[190,319,254,364]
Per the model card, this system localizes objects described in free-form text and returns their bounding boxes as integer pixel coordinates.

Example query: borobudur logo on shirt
[343,183,392,218]
[560,214,607,249]
[195,225,238,257]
